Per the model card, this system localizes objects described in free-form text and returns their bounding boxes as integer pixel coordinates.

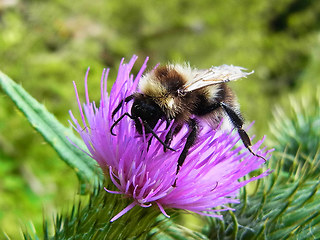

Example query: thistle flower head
[69,56,271,222]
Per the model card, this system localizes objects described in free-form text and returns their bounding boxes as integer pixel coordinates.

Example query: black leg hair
[220,102,267,162]
[176,118,199,174]
[111,94,134,119]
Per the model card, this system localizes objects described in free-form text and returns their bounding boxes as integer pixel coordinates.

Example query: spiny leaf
[0,71,103,194]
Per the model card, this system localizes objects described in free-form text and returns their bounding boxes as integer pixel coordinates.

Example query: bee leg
[220,102,267,162]
[143,122,176,152]
[164,128,174,152]
[110,112,134,136]
[163,118,173,152]
[147,137,153,151]
[111,94,135,118]
[176,119,199,174]
[164,124,183,152]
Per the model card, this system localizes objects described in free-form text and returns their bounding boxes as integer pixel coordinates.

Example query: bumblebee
[111,64,266,174]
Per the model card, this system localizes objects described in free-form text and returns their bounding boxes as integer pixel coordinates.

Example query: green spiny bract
[204,89,320,239]
[24,182,209,240]
[268,88,320,175]
[204,152,320,240]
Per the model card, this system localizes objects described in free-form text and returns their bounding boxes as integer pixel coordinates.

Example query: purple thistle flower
[69,55,272,222]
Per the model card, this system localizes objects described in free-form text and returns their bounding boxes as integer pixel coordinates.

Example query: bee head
[131,94,165,134]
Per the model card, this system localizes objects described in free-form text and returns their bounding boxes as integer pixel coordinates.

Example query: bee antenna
[111,94,135,119]
[110,112,134,136]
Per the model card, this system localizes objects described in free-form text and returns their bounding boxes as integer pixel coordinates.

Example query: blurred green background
[0,0,319,238]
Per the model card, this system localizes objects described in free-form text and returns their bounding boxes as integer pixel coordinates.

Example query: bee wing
[182,65,254,92]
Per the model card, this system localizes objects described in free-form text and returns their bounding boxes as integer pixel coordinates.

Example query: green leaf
[0,70,103,194]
